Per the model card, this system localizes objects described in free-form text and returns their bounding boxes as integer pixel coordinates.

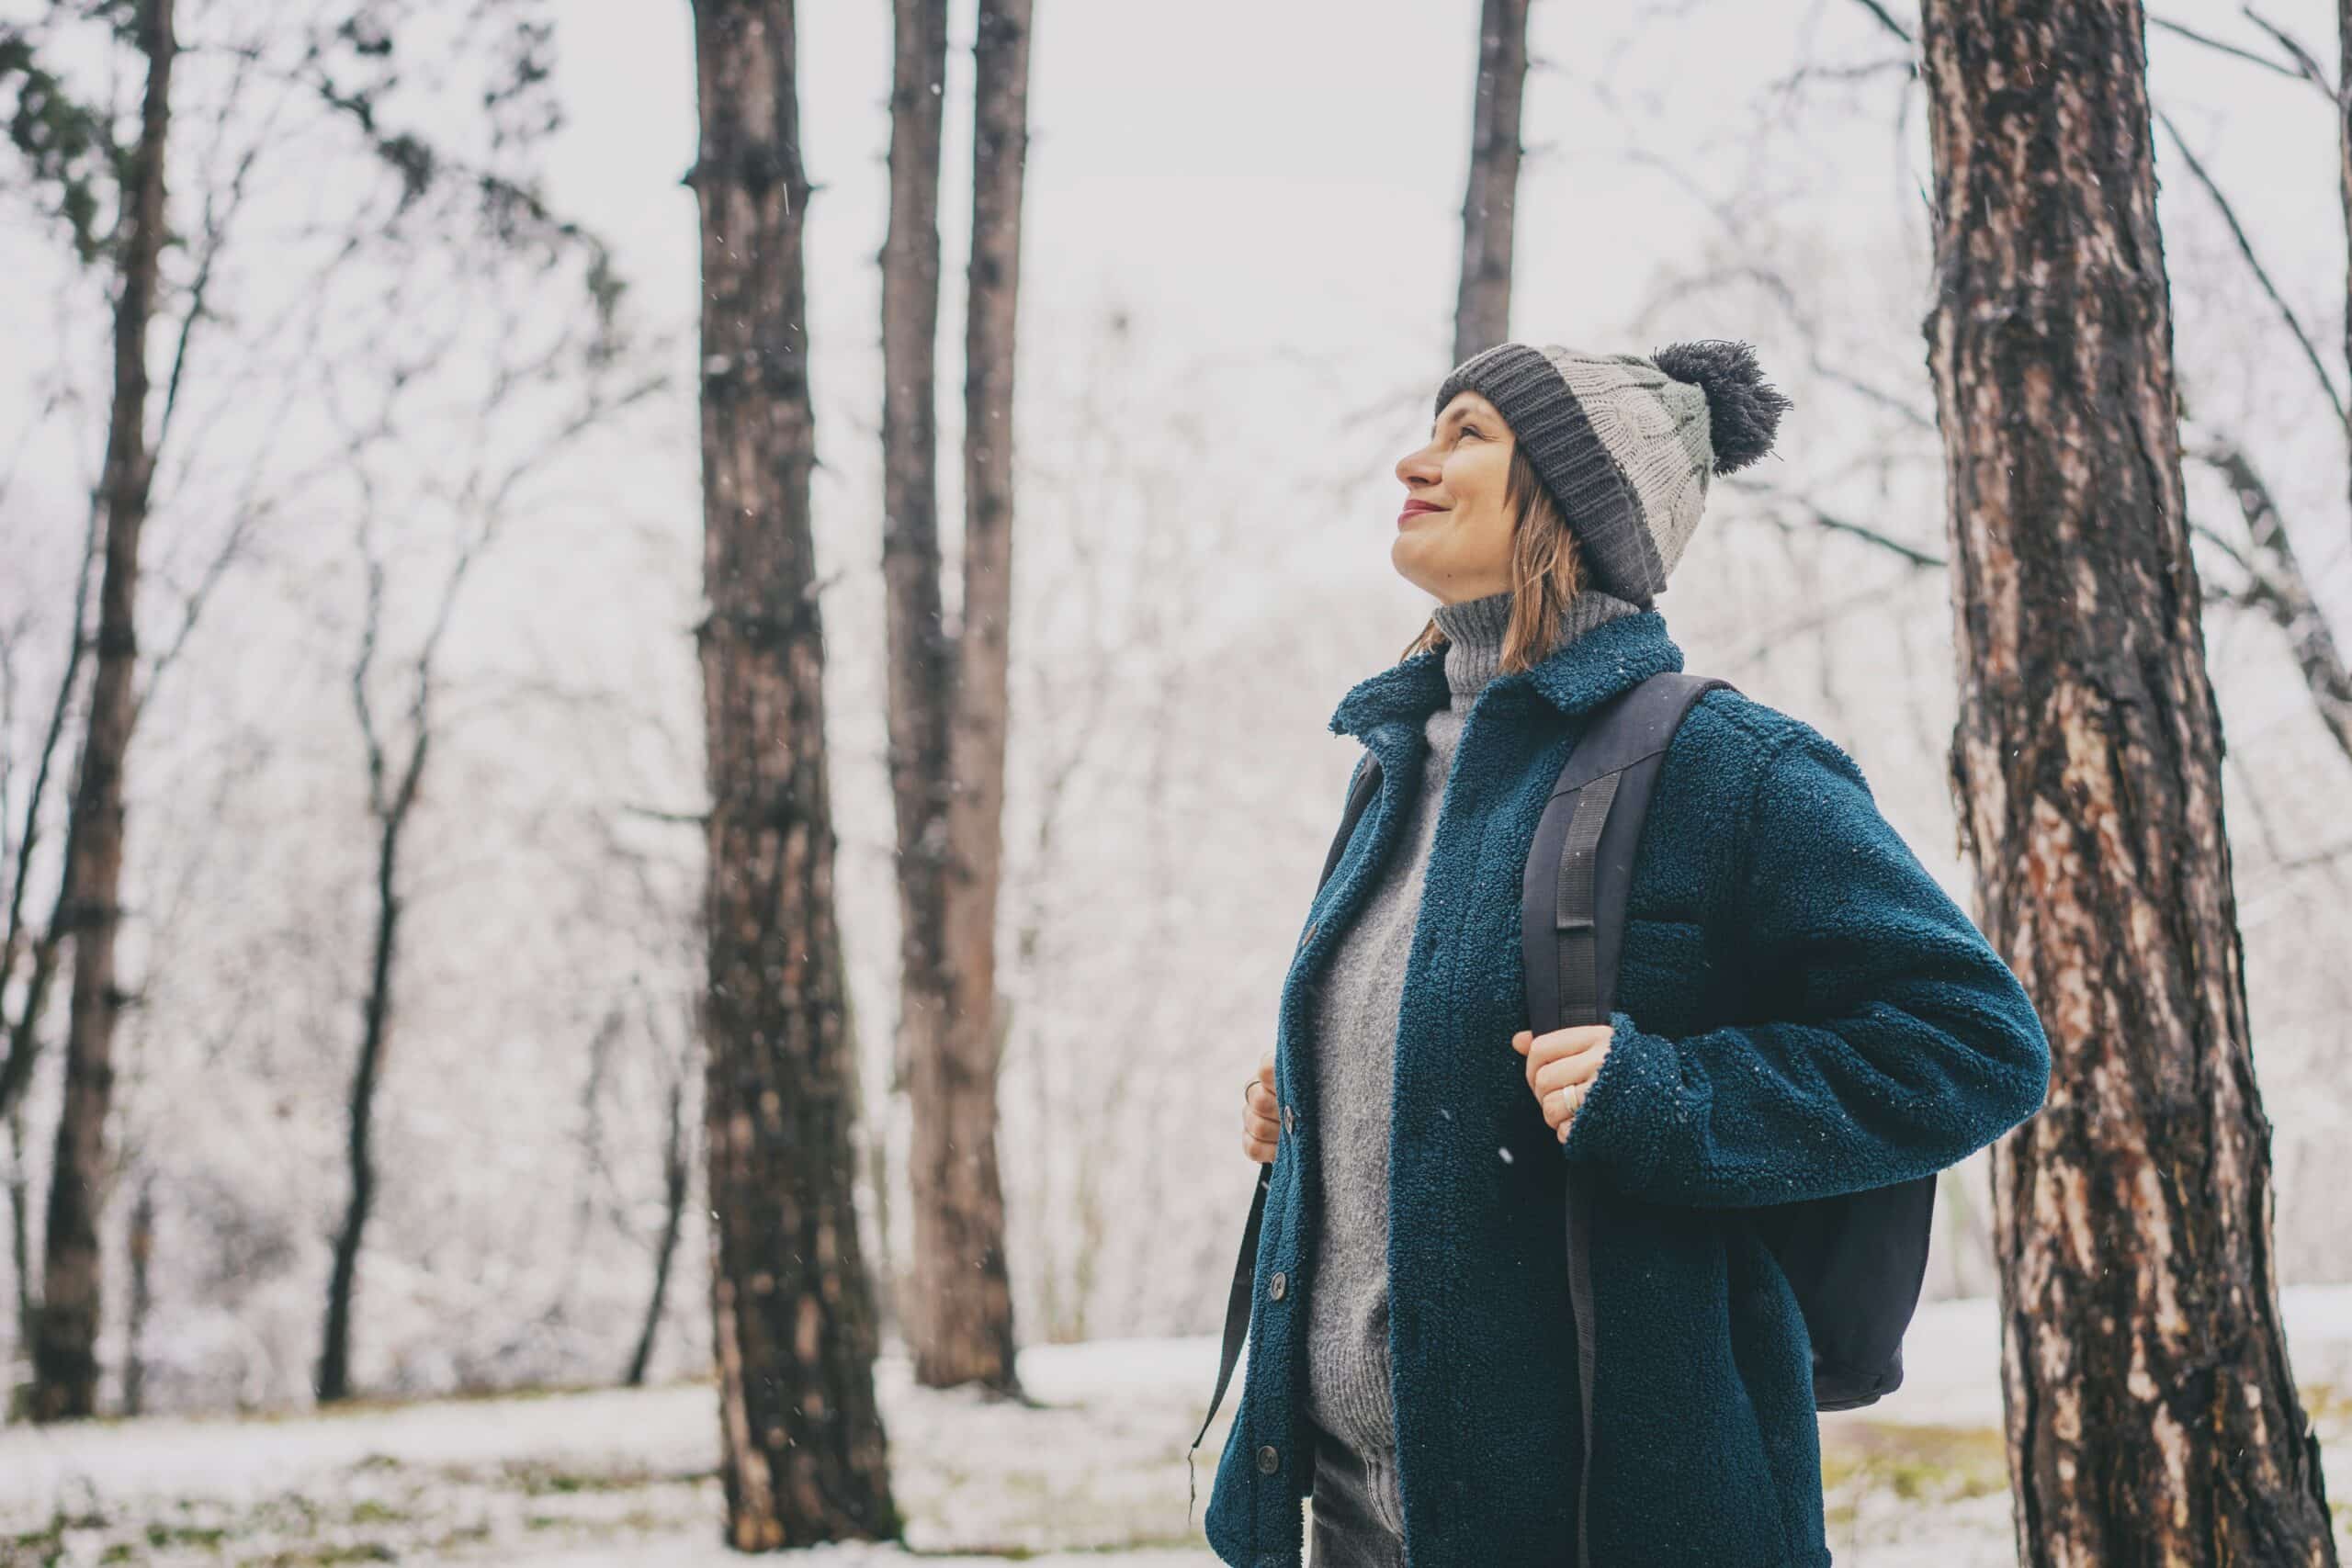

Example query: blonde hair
[1397,440,1591,671]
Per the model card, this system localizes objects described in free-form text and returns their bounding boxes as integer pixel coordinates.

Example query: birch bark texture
[687,0,899,1546]
[1918,3,2335,1562]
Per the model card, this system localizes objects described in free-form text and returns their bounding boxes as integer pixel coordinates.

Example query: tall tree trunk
[1919,4,2336,1562]
[6,1107,30,1366]
[119,1174,153,1416]
[624,1064,690,1388]
[879,0,953,1369]
[0,509,104,1126]
[902,0,1033,1396]
[30,0,175,1426]
[686,0,899,1547]
[1453,0,1530,365]
[316,793,413,1404]
[2341,0,2351,559]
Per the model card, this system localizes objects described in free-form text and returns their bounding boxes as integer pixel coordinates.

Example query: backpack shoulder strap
[1521,670,1734,1568]
[1522,673,1736,1034]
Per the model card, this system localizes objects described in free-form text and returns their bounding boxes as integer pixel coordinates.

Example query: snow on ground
[7,1290,2352,1564]
[1845,1284,2352,1431]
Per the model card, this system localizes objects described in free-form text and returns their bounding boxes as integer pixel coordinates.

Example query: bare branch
[2187,439,2352,766]
[2235,7,2335,95]
[2148,13,2319,85]
[2154,107,2345,425]
[1845,0,1916,45]
[1725,477,1950,570]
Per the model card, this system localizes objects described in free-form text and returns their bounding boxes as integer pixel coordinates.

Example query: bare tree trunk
[898,0,1034,1397]
[1919,3,2336,1562]
[624,1062,690,1388]
[879,0,954,1371]
[0,509,103,1126]
[687,0,899,1547]
[119,1174,153,1416]
[317,789,413,1404]
[6,1107,29,1363]
[2342,0,2352,559]
[1453,0,1531,365]
[30,0,174,1426]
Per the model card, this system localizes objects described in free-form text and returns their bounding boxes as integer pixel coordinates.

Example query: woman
[1208,339,2050,1568]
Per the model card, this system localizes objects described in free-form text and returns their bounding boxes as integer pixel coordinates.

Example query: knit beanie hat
[1431,339,1792,608]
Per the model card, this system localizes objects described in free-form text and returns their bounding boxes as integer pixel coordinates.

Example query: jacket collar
[1328,607,1685,739]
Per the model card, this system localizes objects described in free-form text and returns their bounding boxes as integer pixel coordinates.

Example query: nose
[1396,434,1442,491]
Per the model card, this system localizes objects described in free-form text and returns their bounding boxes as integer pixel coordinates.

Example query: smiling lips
[1399,499,1446,526]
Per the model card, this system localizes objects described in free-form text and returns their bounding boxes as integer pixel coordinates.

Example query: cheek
[1453,457,1516,543]
[1449,446,1512,515]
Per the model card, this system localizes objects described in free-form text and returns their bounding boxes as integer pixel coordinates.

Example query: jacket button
[1304,919,1319,943]
[1256,1443,1281,1474]
[1269,1270,1287,1301]
[1282,1105,1295,1134]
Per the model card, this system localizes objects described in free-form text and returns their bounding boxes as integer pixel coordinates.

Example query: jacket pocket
[1724,1221,1820,1565]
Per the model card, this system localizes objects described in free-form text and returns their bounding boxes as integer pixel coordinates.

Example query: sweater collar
[1329,597,1683,739]
[1431,587,1517,698]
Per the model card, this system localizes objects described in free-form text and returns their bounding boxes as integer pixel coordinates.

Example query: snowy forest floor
[10,1292,2352,1566]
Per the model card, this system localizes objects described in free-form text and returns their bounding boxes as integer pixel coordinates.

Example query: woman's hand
[1242,1048,1281,1164]
[1513,1024,1612,1142]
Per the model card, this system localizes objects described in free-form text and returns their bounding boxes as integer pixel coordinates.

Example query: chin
[1390,536,1435,595]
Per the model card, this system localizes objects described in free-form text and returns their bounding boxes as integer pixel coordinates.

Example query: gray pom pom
[1652,339,1792,474]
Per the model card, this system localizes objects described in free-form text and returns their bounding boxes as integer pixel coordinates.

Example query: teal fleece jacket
[1203,608,2049,1568]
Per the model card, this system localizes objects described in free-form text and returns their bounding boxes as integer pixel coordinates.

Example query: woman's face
[1392,389,1516,604]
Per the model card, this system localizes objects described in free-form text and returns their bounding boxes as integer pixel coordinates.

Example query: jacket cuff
[1560,1010,1671,1188]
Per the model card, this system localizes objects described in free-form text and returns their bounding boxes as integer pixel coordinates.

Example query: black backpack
[1190,672,1936,1553]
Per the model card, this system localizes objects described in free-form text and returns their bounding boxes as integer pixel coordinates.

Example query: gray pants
[1306,1416,1408,1567]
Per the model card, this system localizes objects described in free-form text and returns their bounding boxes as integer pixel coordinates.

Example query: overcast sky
[3,0,2344,656]
[4,1,2343,592]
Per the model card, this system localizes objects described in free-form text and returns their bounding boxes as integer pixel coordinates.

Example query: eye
[1457,423,1480,439]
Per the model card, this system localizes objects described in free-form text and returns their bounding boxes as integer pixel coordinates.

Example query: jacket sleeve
[1559,719,2051,1208]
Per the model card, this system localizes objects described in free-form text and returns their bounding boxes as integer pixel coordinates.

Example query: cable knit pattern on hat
[1300,582,1645,1468]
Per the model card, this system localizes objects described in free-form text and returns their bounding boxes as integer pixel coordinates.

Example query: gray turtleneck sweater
[1301,582,1646,1467]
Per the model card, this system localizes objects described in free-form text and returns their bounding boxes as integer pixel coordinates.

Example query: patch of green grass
[2301,1382,2352,1429]
[5,1507,106,1568]
[424,1522,494,1554]
[489,1459,712,1496]
[613,1508,678,1534]
[1,1524,63,1565]
[1819,1420,2009,1506]
[521,1506,681,1541]
[907,1538,1198,1560]
[143,1519,231,1550]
